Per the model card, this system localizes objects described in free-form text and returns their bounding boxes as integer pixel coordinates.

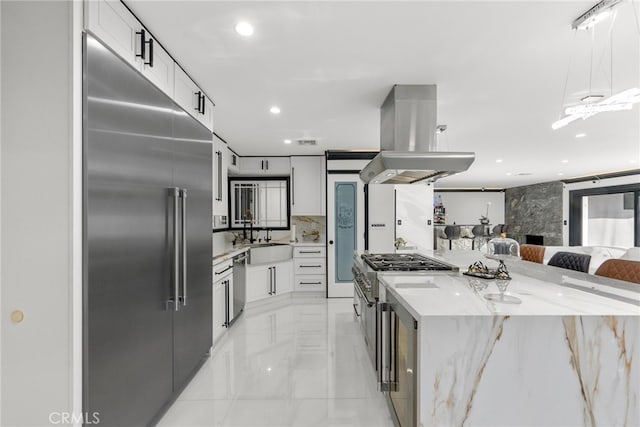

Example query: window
[229,178,290,230]
[569,184,639,248]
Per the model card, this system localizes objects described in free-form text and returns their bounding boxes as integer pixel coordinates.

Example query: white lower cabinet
[212,279,226,344]
[293,245,326,292]
[246,259,292,303]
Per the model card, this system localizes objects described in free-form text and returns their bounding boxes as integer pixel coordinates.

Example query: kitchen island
[377,251,639,426]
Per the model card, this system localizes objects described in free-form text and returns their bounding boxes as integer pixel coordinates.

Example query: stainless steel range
[352,252,457,367]
[352,252,458,427]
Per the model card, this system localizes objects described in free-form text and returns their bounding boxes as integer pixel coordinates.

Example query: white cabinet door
[85,0,142,69]
[212,279,226,344]
[227,147,239,174]
[263,157,290,175]
[238,157,290,176]
[202,96,215,131]
[291,156,325,215]
[213,137,228,217]
[273,260,293,295]
[246,265,270,303]
[140,37,174,97]
[174,65,202,121]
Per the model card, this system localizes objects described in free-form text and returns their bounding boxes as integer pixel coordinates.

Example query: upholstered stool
[547,251,591,273]
[471,224,490,250]
[594,259,640,284]
[520,244,545,264]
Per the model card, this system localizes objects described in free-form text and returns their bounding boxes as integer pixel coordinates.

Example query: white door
[327,174,365,298]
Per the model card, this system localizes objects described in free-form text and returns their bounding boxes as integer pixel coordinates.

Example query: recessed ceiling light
[283,139,292,144]
[235,22,254,36]
[557,172,564,176]
[506,172,512,176]
[561,159,569,163]
[269,106,281,114]
[575,133,586,138]
[496,159,503,163]
[630,159,637,164]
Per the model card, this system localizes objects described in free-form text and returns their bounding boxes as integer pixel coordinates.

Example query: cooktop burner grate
[361,253,454,272]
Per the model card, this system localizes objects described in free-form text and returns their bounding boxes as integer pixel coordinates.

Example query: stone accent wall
[505,181,563,245]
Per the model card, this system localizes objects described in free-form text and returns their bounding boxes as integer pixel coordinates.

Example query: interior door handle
[329,240,334,245]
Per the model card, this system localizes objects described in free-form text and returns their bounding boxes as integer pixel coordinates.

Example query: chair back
[491,224,503,236]
[443,225,461,240]
[547,251,591,273]
[520,244,545,264]
[471,225,486,238]
[594,259,640,284]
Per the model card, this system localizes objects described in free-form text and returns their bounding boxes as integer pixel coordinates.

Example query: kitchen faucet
[243,209,257,243]
[264,229,272,243]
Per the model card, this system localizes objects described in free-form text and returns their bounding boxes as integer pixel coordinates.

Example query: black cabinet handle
[299,250,321,254]
[300,265,322,268]
[195,91,202,112]
[266,160,269,170]
[300,281,322,285]
[136,29,146,61]
[261,160,264,170]
[146,37,154,67]
[201,95,206,115]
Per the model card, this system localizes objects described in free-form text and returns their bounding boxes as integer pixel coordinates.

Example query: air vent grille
[297,139,317,146]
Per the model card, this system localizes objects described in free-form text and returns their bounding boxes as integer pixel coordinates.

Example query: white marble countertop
[378,251,640,318]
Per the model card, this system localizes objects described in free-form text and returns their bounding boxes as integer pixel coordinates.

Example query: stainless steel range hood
[360,85,475,184]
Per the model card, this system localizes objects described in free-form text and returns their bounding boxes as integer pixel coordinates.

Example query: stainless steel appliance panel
[171,107,213,390]
[380,292,418,427]
[84,35,175,426]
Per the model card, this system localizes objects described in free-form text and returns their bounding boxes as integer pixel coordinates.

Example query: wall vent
[297,139,317,146]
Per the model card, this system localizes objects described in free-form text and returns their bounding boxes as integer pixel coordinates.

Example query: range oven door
[378,293,417,427]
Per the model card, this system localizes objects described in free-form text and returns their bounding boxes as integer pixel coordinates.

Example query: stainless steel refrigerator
[83,34,212,426]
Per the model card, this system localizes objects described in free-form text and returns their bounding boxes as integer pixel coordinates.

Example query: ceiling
[126,1,640,188]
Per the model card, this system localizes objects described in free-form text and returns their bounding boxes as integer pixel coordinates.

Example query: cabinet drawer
[293,246,326,258]
[294,275,325,291]
[294,258,326,275]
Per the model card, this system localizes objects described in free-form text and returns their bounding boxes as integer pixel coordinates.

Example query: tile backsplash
[292,216,326,243]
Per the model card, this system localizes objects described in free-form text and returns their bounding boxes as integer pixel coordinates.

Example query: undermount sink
[247,243,292,265]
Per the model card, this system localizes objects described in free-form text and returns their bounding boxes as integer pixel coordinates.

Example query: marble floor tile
[159,296,394,426]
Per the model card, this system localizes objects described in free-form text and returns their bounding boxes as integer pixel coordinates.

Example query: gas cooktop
[361,253,456,272]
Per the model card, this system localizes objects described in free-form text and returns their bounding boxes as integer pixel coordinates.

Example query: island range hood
[360,85,475,184]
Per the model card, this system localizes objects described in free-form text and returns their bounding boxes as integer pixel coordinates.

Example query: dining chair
[547,251,591,273]
[520,244,545,264]
[594,259,640,284]
[443,225,461,250]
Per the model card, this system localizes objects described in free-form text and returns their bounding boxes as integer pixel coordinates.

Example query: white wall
[1,2,82,425]
[435,191,505,225]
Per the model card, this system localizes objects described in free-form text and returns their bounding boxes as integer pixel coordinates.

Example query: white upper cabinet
[141,38,174,97]
[227,147,239,174]
[85,0,141,68]
[86,0,213,131]
[291,156,326,216]
[174,65,214,131]
[238,157,290,176]
[213,136,228,217]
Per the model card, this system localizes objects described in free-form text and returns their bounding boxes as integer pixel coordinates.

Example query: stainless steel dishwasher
[232,252,247,320]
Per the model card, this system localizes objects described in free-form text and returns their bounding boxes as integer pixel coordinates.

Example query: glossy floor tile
[158,296,394,427]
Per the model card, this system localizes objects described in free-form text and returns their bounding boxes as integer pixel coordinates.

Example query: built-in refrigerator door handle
[180,188,188,306]
[170,187,180,311]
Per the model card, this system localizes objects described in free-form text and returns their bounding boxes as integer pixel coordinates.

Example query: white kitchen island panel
[418,315,638,426]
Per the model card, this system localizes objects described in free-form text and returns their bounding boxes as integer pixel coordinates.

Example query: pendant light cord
[557,30,578,119]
